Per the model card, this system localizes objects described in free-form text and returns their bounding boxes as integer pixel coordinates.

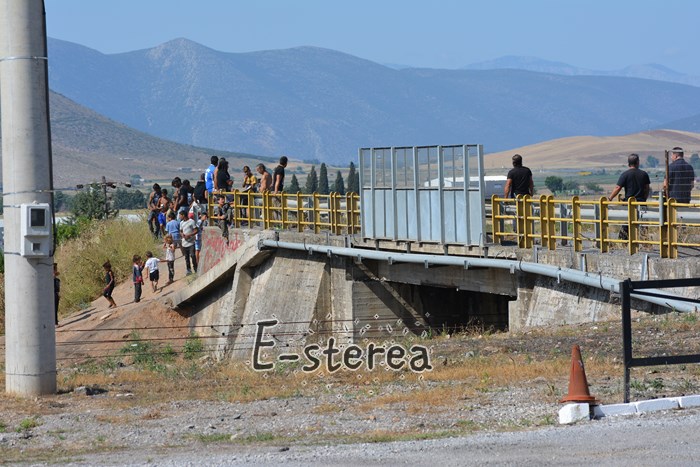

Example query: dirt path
[55,254,192,362]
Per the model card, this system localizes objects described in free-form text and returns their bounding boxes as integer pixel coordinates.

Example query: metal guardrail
[491,195,700,258]
[621,277,700,403]
[207,191,361,235]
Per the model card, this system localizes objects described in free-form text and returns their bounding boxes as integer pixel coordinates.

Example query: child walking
[163,234,176,284]
[144,251,160,293]
[103,260,117,308]
[132,254,145,303]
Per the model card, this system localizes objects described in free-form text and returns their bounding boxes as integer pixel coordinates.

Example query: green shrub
[183,334,204,360]
[55,216,93,245]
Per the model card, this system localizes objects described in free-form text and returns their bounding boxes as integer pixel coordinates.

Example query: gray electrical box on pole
[0,0,57,395]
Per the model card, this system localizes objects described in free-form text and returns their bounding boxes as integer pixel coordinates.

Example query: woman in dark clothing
[193,173,207,204]
[216,159,233,201]
[215,159,232,193]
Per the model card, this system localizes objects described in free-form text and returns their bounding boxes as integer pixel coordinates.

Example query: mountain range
[463,56,700,88]
[45,38,700,165]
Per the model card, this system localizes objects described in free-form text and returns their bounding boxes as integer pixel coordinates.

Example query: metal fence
[492,195,700,258]
[358,145,486,246]
[206,191,361,235]
[621,277,700,402]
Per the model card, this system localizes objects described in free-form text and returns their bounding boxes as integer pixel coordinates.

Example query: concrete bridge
[170,143,700,360]
[166,226,700,361]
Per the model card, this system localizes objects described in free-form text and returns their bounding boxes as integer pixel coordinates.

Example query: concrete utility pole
[0,0,56,395]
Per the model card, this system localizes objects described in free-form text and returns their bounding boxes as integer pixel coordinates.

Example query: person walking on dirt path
[144,251,160,293]
[163,235,176,285]
[195,212,206,266]
[102,260,117,308]
[54,263,61,325]
[165,210,181,248]
[179,211,198,275]
[664,147,695,204]
[132,255,145,303]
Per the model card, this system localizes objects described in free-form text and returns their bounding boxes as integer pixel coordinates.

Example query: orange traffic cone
[560,344,598,404]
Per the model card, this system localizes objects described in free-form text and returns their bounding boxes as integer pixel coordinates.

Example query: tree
[347,161,360,194]
[288,174,301,193]
[72,184,118,220]
[584,182,604,193]
[544,176,564,194]
[332,170,346,195]
[305,165,318,194]
[318,163,330,195]
[646,155,660,169]
[562,180,579,192]
[113,188,146,209]
[53,191,73,212]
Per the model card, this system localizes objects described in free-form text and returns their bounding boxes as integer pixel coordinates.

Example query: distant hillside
[464,56,700,88]
[484,129,700,172]
[46,38,700,165]
[0,91,273,187]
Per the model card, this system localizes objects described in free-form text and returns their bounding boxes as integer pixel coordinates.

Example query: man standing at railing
[664,147,695,204]
[205,155,218,195]
[608,154,650,203]
[271,156,288,223]
[504,154,533,198]
[607,153,650,240]
[272,156,288,195]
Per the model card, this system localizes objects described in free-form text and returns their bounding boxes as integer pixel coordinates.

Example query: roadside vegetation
[0,217,158,335]
[2,305,700,462]
[53,218,159,318]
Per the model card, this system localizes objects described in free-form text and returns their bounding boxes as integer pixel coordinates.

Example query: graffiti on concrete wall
[199,228,245,274]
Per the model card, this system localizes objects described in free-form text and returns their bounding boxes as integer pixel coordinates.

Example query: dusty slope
[54,255,192,363]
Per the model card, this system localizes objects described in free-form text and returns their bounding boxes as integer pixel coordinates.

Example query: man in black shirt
[272,156,288,194]
[504,154,533,198]
[271,156,288,223]
[608,153,650,240]
[608,154,650,202]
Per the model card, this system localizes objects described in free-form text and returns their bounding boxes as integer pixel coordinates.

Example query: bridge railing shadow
[491,194,700,258]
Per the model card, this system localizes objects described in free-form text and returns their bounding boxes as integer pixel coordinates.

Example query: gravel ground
[3,267,700,465]
[2,400,698,465]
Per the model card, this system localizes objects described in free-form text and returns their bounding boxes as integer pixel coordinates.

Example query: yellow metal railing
[206,191,361,235]
[491,194,700,258]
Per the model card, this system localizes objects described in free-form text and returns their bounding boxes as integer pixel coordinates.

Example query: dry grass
[2,316,699,460]
[54,218,160,317]
[484,129,700,170]
[46,339,620,413]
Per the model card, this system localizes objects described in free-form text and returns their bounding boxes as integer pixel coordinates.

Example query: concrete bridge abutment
[170,229,700,361]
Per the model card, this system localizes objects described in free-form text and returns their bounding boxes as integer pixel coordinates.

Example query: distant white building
[423,175,507,199]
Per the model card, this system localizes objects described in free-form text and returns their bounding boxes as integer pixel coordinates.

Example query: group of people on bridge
[504,147,696,240]
[505,147,695,203]
[114,154,292,308]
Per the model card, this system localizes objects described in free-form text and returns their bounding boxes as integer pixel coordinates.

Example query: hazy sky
[45,0,700,75]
